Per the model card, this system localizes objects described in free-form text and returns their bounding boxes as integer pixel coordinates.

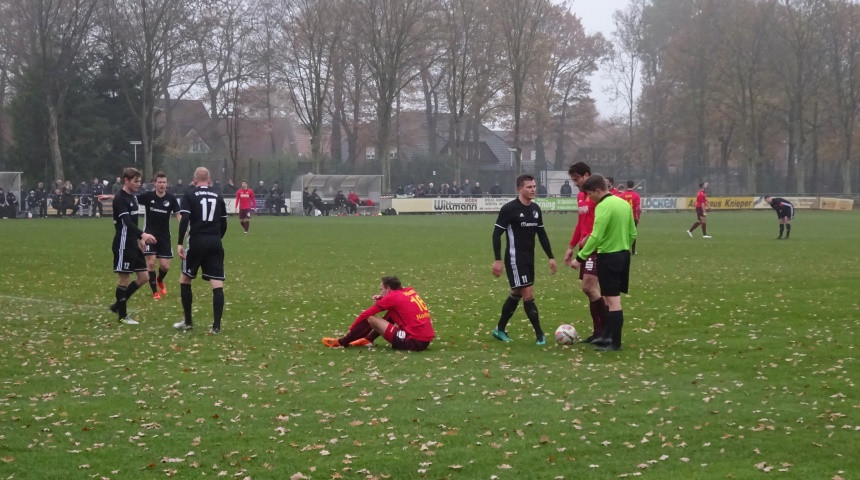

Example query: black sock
[125,281,141,300]
[180,283,193,325]
[497,295,520,332]
[157,268,168,283]
[607,310,624,348]
[212,287,224,329]
[523,300,543,339]
[785,224,791,238]
[778,224,784,238]
[148,270,158,292]
[115,285,128,318]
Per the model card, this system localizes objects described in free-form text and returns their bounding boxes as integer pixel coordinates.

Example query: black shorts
[596,251,631,297]
[113,245,147,273]
[696,206,705,217]
[504,257,535,289]
[182,236,225,281]
[383,323,431,351]
[144,234,174,258]
[776,205,794,220]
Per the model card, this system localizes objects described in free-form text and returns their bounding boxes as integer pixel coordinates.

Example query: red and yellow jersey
[619,190,641,221]
[354,287,435,342]
[570,190,596,248]
[235,188,256,210]
[695,189,707,208]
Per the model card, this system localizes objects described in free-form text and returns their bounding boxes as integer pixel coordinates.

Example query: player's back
[182,186,227,237]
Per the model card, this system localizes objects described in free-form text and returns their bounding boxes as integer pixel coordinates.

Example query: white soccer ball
[555,324,579,345]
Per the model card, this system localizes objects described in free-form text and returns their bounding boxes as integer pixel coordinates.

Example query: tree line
[0,0,857,194]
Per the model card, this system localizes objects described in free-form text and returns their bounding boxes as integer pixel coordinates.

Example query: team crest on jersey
[533,210,539,219]
[163,200,170,207]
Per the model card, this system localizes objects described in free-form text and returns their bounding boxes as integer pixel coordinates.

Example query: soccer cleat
[322,337,343,348]
[492,329,512,342]
[152,291,161,300]
[173,320,192,331]
[581,334,598,344]
[119,317,139,325]
[595,344,622,352]
[686,230,693,238]
[703,235,712,239]
[209,327,221,335]
[349,338,374,348]
[158,282,167,295]
[536,334,546,346]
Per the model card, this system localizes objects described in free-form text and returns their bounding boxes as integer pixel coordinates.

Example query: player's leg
[176,273,194,330]
[493,276,521,342]
[208,279,224,333]
[157,257,170,295]
[324,315,379,347]
[699,213,709,237]
[594,251,630,351]
[145,250,159,296]
[519,284,546,345]
[200,241,225,333]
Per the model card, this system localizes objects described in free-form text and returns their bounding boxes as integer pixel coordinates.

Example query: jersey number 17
[200,198,217,222]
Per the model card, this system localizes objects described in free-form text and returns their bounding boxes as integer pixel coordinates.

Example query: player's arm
[577,209,605,263]
[537,226,557,274]
[491,224,505,277]
[350,303,384,329]
[219,198,228,237]
[250,191,256,210]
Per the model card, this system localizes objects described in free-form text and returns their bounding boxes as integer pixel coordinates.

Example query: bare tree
[822,0,860,194]
[497,0,554,174]
[279,0,345,173]
[608,0,646,161]
[330,20,371,168]
[353,0,436,192]
[106,0,194,180]
[12,0,98,181]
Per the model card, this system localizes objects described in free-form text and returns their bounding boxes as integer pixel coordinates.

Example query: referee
[571,174,637,351]
[764,196,794,239]
[491,174,557,345]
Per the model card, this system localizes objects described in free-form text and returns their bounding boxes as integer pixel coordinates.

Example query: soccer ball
[555,324,579,345]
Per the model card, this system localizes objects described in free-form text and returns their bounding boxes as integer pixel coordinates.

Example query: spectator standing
[112,177,123,195]
[560,180,573,197]
[450,181,460,196]
[89,177,105,217]
[462,179,472,196]
[26,190,38,217]
[222,179,237,195]
[347,191,360,214]
[0,188,9,218]
[489,182,502,197]
[175,167,228,334]
[472,181,483,197]
[35,182,48,217]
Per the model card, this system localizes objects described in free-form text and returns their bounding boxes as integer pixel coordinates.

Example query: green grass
[0,210,857,479]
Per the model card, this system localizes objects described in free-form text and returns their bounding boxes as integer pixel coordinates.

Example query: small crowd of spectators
[303,188,373,216]
[396,179,501,197]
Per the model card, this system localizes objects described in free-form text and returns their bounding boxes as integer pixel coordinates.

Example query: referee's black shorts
[182,235,225,281]
[596,250,631,297]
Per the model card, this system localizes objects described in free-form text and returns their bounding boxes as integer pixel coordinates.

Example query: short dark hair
[516,174,535,187]
[381,276,402,290]
[568,162,591,177]
[627,180,635,188]
[154,171,167,180]
[581,174,608,193]
[122,167,141,181]
[607,176,615,186]
[699,181,706,188]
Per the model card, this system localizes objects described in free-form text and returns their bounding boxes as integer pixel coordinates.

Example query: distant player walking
[138,172,181,300]
[619,180,642,254]
[764,196,794,239]
[322,276,435,351]
[234,181,256,235]
[687,181,712,239]
[174,167,228,334]
[571,174,637,351]
[109,168,157,325]
[491,174,557,345]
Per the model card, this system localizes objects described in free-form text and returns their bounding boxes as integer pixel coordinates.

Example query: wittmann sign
[391,197,517,213]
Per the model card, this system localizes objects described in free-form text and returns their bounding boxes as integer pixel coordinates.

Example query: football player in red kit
[234,181,256,234]
[323,276,435,351]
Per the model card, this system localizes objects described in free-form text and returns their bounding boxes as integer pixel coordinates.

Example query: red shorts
[239,209,251,220]
[383,323,431,351]
[579,252,598,280]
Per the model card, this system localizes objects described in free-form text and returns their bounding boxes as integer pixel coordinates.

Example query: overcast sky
[573,0,631,119]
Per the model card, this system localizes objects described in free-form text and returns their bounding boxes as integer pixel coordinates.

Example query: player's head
[627,180,635,189]
[568,162,591,188]
[122,167,142,192]
[380,276,402,292]
[516,174,536,200]
[764,195,772,204]
[241,181,248,189]
[193,167,211,185]
[607,176,615,187]
[581,173,608,202]
[153,171,168,193]
[699,181,708,190]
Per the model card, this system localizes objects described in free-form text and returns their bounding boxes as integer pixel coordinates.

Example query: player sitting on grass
[323,276,435,351]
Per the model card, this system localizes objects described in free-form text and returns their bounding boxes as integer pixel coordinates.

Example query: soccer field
[0,211,857,479]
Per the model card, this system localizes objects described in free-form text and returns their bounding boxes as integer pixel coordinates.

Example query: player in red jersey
[619,180,642,254]
[563,162,605,343]
[687,181,711,238]
[607,176,620,196]
[323,276,435,351]
[234,181,256,235]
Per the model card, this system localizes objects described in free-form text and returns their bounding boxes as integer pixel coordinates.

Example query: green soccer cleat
[492,329,512,342]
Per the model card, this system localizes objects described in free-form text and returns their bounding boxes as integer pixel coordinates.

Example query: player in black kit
[109,168,156,325]
[764,196,795,239]
[491,174,557,345]
[138,172,181,299]
[175,167,228,334]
